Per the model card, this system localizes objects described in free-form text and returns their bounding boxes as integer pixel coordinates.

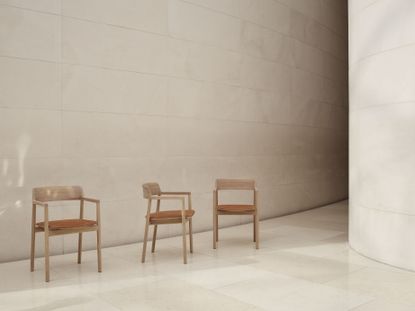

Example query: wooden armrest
[151,195,185,201]
[82,197,100,203]
[161,192,191,195]
[33,200,48,207]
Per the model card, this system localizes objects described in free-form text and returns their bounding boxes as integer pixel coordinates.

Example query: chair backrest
[215,179,255,191]
[142,183,161,199]
[33,186,83,202]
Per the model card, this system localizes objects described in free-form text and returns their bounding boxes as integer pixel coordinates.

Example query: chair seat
[217,205,256,214]
[149,210,195,222]
[37,219,97,230]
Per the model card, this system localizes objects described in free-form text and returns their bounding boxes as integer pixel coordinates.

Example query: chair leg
[213,210,217,249]
[182,220,187,264]
[253,215,256,242]
[44,233,50,282]
[255,213,259,249]
[30,229,35,272]
[97,229,102,272]
[216,214,219,242]
[30,204,36,272]
[151,225,158,253]
[189,218,193,253]
[30,233,35,272]
[141,220,150,263]
[77,233,83,264]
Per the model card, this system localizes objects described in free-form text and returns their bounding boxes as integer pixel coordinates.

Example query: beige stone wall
[0,0,348,261]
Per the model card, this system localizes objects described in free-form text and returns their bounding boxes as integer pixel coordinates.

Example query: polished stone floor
[1,201,415,311]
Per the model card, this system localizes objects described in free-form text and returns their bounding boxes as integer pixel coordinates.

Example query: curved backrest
[215,179,255,191]
[33,186,83,202]
[142,183,161,199]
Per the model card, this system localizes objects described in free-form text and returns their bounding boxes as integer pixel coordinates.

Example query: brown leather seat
[217,205,255,213]
[149,209,195,221]
[37,219,97,230]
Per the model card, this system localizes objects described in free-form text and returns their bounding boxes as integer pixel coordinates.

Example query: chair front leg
[141,220,150,263]
[151,225,158,253]
[77,233,83,264]
[97,229,102,272]
[216,214,219,242]
[255,212,259,249]
[181,198,187,264]
[44,206,50,282]
[212,212,216,249]
[78,199,84,264]
[254,190,259,249]
[182,219,187,264]
[189,218,193,253]
[44,233,50,282]
[213,191,217,249]
[151,199,160,253]
[187,194,193,253]
[142,199,152,263]
[30,203,36,272]
[96,201,102,272]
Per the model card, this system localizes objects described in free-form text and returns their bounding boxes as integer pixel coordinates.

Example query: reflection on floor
[1,201,415,310]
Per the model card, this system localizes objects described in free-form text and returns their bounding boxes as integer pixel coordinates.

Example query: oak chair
[30,186,102,282]
[213,179,259,249]
[141,183,195,264]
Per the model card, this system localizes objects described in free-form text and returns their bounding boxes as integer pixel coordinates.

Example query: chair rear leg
[151,225,158,253]
[141,221,150,263]
[77,233,83,264]
[253,215,256,242]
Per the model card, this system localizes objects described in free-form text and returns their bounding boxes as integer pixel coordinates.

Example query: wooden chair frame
[30,186,102,282]
[141,184,194,264]
[213,179,259,249]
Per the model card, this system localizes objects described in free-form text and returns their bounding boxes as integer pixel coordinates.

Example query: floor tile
[247,250,365,283]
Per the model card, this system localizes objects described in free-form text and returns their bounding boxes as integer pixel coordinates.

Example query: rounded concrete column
[349,0,415,270]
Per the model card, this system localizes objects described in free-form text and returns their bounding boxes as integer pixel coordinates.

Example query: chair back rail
[33,186,83,202]
[215,179,255,191]
[142,183,162,199]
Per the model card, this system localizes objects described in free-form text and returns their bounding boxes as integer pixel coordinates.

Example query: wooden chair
[30,186,102,282]
[141,183,195,264]
[213,179,259,249]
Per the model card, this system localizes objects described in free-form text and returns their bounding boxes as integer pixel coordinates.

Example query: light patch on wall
[2,159,9,177]
[17,133,31,187]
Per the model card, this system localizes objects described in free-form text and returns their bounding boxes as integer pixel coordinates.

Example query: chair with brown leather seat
[213,179,259,249]
[30,186,102,282]
[141,183,194,264]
